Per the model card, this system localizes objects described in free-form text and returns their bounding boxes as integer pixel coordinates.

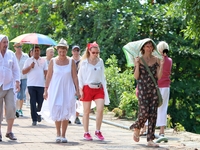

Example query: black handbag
[140,57,163,107]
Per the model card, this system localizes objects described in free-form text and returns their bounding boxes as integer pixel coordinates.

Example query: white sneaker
[61,137,68,143]
[55,137,61,143]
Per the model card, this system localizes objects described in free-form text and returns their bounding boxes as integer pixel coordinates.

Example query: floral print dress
[130,62,159,141]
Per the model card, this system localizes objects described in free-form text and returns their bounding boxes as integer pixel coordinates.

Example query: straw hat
[56,38,69,49]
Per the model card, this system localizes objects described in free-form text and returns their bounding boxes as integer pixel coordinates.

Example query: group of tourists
[0,35,110,143]
[0,34,172,147]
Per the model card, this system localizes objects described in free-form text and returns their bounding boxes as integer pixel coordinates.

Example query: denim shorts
[17,79,27,100]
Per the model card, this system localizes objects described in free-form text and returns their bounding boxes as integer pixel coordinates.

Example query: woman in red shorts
[78,42,109,141]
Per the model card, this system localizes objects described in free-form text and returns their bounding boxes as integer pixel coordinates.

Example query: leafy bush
[119,91,138,119]
[174,123,185,132]
[112,108,123,117]
[105,55,138,119]
[105,55,136,111]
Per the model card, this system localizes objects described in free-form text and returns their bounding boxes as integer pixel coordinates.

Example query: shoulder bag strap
[140,57,158,87]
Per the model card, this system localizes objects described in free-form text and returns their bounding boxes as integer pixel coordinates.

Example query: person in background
[129,39,164,147]
[43,38,80,143]
[156,41,172,136]
[71,45,82,124]
[78,42,110,141]
[28,48,33,57]
[25,48,33,108]
[0,35,20,141]
[14,43,29,117]
[44,47,54,66]
[22,45,47,126]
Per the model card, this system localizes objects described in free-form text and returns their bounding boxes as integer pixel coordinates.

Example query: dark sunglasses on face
[15,46,22,48]
[91,51,99,54]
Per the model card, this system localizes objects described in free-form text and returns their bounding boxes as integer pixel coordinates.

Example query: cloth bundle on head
[123,38,162,67]
[87,42,99,50]
[56,38,69,49]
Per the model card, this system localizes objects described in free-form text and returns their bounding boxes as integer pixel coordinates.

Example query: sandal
[133,129,140,142]
[147,141,159,147]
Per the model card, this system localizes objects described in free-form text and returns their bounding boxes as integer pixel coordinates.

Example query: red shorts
[81,85,104,101]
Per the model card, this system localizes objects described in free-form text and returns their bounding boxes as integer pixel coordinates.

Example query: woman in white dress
[43,38,80,143]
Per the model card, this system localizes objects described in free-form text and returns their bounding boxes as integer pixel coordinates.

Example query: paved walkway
[1,105,200,150]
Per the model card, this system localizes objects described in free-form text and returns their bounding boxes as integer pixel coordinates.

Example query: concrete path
[1,105,200,150]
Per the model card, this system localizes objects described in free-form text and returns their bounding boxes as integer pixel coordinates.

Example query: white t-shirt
[23,57,48,87]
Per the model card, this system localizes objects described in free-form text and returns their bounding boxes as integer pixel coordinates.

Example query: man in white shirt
[0,35,20,141]
[22,45,47,126]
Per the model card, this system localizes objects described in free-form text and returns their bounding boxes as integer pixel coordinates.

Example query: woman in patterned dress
[130,39,164,147]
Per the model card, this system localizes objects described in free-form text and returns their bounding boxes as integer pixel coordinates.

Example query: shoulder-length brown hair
[140,41,155,55]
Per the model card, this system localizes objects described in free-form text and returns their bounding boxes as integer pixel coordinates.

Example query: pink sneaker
[95,131,104,140]
[84,133,93,141]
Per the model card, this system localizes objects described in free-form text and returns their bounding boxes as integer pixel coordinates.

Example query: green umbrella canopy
[123,38,162,67]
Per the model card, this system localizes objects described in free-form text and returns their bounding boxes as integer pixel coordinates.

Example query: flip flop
[133,133,140,142]
[133,129,140,142]
[147,141,159,147]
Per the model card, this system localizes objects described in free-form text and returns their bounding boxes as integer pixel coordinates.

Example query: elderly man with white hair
[0,35,20,141]
[45,47,54,66]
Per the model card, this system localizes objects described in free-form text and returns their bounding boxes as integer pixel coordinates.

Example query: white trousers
[156,87,170,127]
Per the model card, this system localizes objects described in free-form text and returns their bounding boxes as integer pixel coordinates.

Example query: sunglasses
[15,46,22,48]
[91,51,99,54]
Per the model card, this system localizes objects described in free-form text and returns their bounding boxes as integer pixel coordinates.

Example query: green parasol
[123,38,162,67]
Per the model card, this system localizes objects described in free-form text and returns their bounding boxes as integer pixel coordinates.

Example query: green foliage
[103,107,109,114]
[176,0,200,44]
[105,55,138,119]
[166,115,173,128]
[174,123,185,132]
[105,55,135,111]
[112,108,123,117]
[169,48,200,133]
[119,91,138,119]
